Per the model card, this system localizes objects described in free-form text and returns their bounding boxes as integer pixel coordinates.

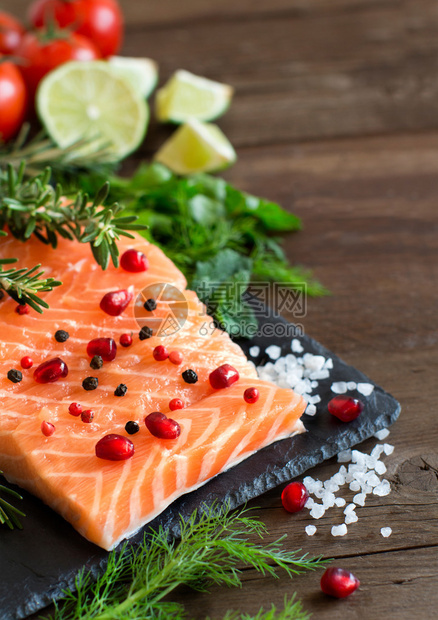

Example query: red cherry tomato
[0,58,28,142]
[28,0,123,57]
[0,11,25,55]
[16,31,100,96]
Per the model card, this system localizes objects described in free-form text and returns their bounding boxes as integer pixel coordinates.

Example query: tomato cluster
[0,0,123,142]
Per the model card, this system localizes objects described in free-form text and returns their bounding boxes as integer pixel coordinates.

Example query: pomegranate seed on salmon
[120,249,149,273]
[0,231,306,551]
[41,421,55,437]
[169,350,183,365]
[244,387,259,404]
[153,345,169,361]
[68,402,82,417]
[95,434,134,461]
[328,396,364,422]
[15,304,29,315]
[169,398,184,411]
[119,333,132,347]
[145,412,181,440]
[87,338,117,362]
[100,287,133,316]
[209,364,240,389]
[320,567,360,598]
[33,357,68,384]
[20,356,34,369]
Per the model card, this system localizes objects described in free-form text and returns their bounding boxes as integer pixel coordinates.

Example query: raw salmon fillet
[0,232,306,550]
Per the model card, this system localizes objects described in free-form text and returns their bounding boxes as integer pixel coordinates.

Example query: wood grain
[3,0,438,618]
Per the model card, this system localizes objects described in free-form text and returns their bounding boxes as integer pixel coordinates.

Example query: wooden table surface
[4,1,438,618]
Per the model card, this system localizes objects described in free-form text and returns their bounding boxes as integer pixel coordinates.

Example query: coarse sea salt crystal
[303,353,325,371]
[249,345,260,357]
[357,382,374,396]
[353,493,367,506]
[335,497,346,507]
[309,369,330,381]
[380,527,392,538]
[324,358,334,370]
[347,381,357,390]
[383,443,394,456]
[305,497,315,509]
[305,403,317,416]
[374,428,390,440]
[309,394,321,405]
[365,473,381,488]
[375,461,387,475]
[331,524,348,537]
[345,512,358,525]
[265,345,282,360]
[337,449,352,463]
[322,492,336,508]
[373,480,391,496]
[349,480,361,492]
[291,339,304,353]
[310,504,325,519]
[331,381,347,394]
[305,524,317,536]
[371,444,385,459]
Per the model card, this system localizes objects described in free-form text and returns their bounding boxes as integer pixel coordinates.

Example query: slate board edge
[2,315,401,620]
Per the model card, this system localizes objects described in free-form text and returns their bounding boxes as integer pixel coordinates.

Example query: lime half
[154,118,236,175]
[156,69,233,124]
[108,56,159,99]
[37,61,149,161]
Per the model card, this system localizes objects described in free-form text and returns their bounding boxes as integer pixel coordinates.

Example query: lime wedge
[108,56,158,99]
[154,118,236,175]
[156,69,234,124]
[37,61,149,161]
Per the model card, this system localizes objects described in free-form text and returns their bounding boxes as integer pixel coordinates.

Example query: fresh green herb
[0,472,25,530]
[0,125,117,179]
[218,596,310,620]
[49,503,326,620]
[75,162,328,336]
[0,164,147,310]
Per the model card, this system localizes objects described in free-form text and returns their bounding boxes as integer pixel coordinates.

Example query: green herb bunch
[0,472,25,530]
[78,163,327,336]
[50,504,325,620]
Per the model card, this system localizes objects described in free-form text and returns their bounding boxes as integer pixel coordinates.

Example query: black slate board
[0,315,400,620]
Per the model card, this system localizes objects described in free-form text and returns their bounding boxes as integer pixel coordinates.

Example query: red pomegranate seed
[145,412,181,439]
[209,364,240,390]
[169,398,184,411]
[34,357,68,384]
[100,286,134,316]
[244,387,259,404]
[328,396,364,422]
[169,350,183,365]
[86,337,117,362]
[281,481,309,513]
[320,567,360,598]
[153,345,169,361]
[68,402,82,417]
[15,304,29,315]
[95,434,134,461]
[41,421,55,437]
[20,356,34,369]
[81,409,94,423]
[120,249,149,273]
[120,333,133,347]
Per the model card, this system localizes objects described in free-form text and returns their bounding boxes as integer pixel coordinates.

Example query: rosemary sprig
[0,125,117,178]
[50,503,326,620]
[0,163,147,309]
[0,472,25,530]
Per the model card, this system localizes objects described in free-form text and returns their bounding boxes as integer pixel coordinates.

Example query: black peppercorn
[139,326,153,340]
[90,355,103,370]
[7,368,22,383]
[82,376,98,391]
[54,329,69,342]
[182,369,198,384]
[114,383,128,397]
[125,421,139,435]
[143,298,157,311]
